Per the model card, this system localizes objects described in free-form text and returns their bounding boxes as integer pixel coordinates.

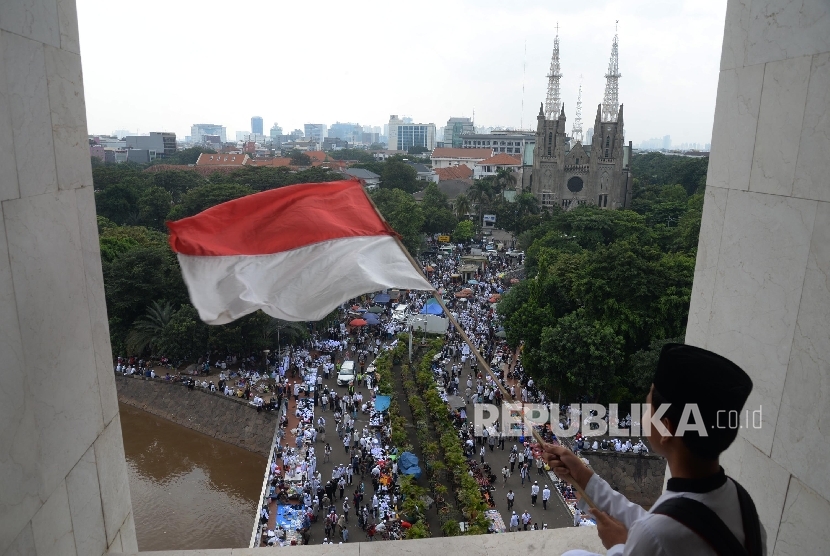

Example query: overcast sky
[78,0,727,146]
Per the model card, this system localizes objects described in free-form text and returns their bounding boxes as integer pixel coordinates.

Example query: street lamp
[263,349,271,374]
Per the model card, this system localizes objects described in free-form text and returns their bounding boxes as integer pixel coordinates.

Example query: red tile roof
[248,157,292,167]
[434,164,473,181]
[477,153,522,166]
[305,151,328,163]
[195,153,250,166]
[431,148,493,159]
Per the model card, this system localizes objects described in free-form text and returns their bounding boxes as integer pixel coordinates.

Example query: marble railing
[113,526,606,555]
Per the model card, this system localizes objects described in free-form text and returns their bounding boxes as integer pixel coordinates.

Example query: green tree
[287,150,312,166]
[628,336,683,400]
[157,146,215,166]
[380,160,419,194]
[94,183,139,225]
[150,170,207,202]
[126,300,174,355]
[167,183,254,220]
[159,304,209,361]
[452,219,474,243]
[370,188,425,253]
[137,186,172,230]
[453,194,471,220]
[494,168,517,195]
[539,309,625,400]
[420,182,457,235]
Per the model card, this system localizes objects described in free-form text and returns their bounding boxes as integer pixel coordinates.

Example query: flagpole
[359,182,596,509]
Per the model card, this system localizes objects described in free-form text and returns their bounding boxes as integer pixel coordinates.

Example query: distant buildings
[431,147,492,169]
[191,123,227,144]
[304,124,327,143]
[461,129,534,156]
[328,122,363,144]
[445,117,474,148]
[125,132,176,157]
[341,168,381,189]
[473,153,522,180]
[388,115,436,152]
[251,116,263,135]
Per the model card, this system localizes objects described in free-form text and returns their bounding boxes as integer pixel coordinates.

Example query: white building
[388,115,436,152]
[190,123,227,144]
[473,153,523,179]
[430,147,493,169]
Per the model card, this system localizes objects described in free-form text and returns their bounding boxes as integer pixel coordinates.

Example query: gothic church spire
[601,23,621,122]
[544,23,563,120]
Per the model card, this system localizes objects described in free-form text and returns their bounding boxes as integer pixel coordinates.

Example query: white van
[337,360,356,386]
[439,245,454,256]
[392,303,410,322]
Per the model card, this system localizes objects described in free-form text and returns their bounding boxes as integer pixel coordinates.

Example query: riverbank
[115,374,279,456]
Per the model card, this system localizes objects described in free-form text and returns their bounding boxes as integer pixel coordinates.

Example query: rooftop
[477,153,522,166]
[431,148,493,159]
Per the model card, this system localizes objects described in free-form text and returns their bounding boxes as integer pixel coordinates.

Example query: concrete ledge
[111,527,605,555]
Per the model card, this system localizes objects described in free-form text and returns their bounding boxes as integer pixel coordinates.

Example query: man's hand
[589,509,628,549]
[540,443,594,490]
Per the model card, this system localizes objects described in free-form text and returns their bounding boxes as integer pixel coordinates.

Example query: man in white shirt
[542,485,551,510]
[543,344,764,556]
[531,481,540,506]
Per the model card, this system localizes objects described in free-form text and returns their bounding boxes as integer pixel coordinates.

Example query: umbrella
[488,294,501,303]
[373,293,391,303]
[425,265,434,272]
[349,318,367,327]
[364,313,380,325]
[351,305,360,310]
[468,279,479,285]
[455,288,473,299]
[367,306,384,314]
[356,308,367,313]
[510,278,520,284]
[495,330,507,338]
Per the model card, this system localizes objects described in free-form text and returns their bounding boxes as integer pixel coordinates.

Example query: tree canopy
[498,153,706,403]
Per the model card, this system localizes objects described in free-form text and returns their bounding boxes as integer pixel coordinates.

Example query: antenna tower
[544,23,562,120]
[602,21,621,122]
[572,77,584,143]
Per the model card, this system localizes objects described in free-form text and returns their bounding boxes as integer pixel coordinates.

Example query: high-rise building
[304,124,327,143]
[251,116,263,135]
[662,135,671,150]
[328,122,363,144]
[445,117,475,148]
[190,123,227,144]
[388,115,436,152]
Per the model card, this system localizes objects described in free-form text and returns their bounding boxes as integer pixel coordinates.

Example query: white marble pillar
[0,0,137,554]
[686,0,830,554]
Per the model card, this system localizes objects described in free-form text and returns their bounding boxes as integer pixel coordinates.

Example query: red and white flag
[168,180,433,324]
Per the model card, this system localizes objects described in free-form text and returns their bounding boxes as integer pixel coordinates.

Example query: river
[119,403,266,551]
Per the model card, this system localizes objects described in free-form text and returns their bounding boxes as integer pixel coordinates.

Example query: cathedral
[523,30,633,210]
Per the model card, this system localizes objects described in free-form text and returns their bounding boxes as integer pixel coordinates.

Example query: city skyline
[78,0,726,146]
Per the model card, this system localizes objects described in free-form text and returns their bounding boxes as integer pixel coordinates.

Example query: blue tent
[419,298,444,315]
[374,395,391,412]
[364,313,380,325]
[398,451,422,479]
[374,293,391,303]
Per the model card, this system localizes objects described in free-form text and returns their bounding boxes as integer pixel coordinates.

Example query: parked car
[337,360,356,386]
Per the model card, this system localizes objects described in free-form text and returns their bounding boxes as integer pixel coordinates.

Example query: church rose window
[567,176,584,193]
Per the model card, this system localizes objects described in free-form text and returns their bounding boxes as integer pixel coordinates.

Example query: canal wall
[115,375,278,457]
[583,451,666,508]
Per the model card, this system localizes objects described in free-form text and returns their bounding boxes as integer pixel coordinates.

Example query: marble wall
[686,0,830,554]
[0,0,137,554]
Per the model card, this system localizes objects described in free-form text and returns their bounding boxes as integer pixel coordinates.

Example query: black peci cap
[653,343,753,458]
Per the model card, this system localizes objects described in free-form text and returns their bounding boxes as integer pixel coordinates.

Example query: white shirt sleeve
[576,474,647,530]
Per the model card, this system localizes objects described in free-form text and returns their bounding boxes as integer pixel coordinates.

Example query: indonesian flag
[168,180,434,324]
